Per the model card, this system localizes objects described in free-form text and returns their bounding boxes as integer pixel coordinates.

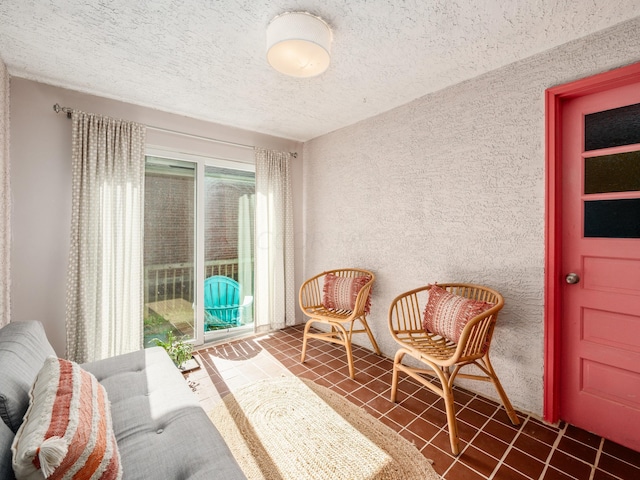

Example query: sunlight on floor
[186,335,292,411]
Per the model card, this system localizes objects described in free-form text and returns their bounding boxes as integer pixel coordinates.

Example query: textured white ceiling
[1,1,639,141]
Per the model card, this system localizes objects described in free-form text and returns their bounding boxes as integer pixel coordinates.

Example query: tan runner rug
[208,376,442,480]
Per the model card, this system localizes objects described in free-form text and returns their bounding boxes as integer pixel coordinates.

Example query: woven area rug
[208,376,442,480]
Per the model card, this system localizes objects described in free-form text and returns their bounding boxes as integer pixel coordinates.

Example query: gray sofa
[0,321,246,479]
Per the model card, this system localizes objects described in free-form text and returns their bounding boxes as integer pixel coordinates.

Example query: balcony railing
[144,259,239,306]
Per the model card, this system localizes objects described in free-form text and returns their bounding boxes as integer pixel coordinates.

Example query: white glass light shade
[267,12,332,78]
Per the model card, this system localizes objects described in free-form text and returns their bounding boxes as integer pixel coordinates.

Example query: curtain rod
[53,103,297,158]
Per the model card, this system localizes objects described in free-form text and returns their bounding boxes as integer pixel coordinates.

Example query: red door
[560,80,640,451]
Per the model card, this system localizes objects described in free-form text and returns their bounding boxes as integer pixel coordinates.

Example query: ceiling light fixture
[266,12,332,78]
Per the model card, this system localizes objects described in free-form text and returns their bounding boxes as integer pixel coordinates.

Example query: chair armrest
[388,285,431,336]
[299,275,324,310]
[456,305,503,358]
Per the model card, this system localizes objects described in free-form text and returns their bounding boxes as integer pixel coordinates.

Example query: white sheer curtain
[254,148,295,332]
[0,60,9,328]
[65,110,146,363]
[238,193,255,324]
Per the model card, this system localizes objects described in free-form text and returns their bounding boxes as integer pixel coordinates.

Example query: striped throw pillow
[11,357,122,480]
[422,285,494,344]
[322,273,372,313]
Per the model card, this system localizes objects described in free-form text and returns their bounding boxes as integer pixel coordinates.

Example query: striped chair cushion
[11,357,122,480]
[322,273,372,314]
[422,285,494,343]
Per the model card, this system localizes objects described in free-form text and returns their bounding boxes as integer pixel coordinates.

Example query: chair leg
[430,365,461,455]
[300,320,313,363]
[390,349,406,403]
[483,355,520,425]
[345,337,356,379]
[442,383,460,456]
[358,315,381,355]
[330,322,355,379]
[301,319,356,378]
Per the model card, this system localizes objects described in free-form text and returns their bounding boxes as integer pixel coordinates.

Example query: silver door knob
[565,273,580,284]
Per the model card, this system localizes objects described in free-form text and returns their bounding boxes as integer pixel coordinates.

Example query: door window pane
[585,102,640,151]
[144,158,196,345]
[585,151,640,194]
[204,166,255,332]
[584,198,640,238]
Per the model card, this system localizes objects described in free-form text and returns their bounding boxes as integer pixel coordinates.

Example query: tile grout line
[440,395,497,479]
[589,436,605,480]
[487,414,535,480]
[537,420,569,480]
[588,436,628,480]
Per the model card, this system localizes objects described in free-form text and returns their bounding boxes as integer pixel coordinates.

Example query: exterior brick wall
[144,172,255,266]
[204,176,254,261]
[144,173,194,266]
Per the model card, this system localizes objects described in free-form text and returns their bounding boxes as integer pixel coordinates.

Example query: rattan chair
[388,283,519,455]
[300,268,381,379]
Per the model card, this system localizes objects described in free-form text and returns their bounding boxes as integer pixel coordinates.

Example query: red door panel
[560,81,640,452]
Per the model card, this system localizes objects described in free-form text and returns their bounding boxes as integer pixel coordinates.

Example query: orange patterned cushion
[11,357,122,480]
[422,285,494,343]
[322,273,372,314]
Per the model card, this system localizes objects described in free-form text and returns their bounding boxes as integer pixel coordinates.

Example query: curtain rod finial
[53,103,72,118]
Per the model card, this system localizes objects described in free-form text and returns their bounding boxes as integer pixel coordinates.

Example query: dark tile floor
[185,325,640,480]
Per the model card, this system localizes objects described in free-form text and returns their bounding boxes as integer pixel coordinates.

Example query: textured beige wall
[300,17,640,416]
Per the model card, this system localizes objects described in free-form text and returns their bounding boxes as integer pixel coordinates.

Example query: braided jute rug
[208,376,442,480]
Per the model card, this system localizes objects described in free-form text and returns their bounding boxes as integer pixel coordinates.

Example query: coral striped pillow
[423,285,494,343]
[11,357,121,480]
[322,273,372,313]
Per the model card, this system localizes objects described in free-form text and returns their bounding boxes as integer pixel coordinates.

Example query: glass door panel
[583,105,640,239]
[204,165,255,336]
[143,157,196,345]
[584,102,640,151]
[584,151,640,194]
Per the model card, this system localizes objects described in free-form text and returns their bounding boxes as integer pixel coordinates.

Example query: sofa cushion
[0,420,16,480]
[11,357,121,479]
[83,347,246,480]
[0,321,56,432]
[423,285,494,343]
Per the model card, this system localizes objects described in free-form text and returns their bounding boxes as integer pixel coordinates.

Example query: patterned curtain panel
[0,59,10,328]
[65,110,146,363]
[254,148,295,332]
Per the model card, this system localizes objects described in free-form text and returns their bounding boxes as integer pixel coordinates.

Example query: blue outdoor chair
[203,276,252,330]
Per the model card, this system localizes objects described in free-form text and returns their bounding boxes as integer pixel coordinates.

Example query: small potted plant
[152,331,194,370]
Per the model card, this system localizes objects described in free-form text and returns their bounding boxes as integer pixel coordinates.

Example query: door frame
[146,147,256,347]
[544,61,640,423]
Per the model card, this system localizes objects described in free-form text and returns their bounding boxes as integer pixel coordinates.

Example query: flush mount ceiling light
[266,11,332,78]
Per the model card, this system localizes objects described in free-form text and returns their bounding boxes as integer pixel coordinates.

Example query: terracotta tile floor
[184,325,640,480]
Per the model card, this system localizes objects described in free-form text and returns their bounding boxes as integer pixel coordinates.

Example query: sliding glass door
[143,157,196,345]
[143,152,255,347]
[203,166,255,339]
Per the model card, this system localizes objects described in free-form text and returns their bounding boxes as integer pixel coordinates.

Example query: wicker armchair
[388,283,519,455]
[300,268,381,379]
